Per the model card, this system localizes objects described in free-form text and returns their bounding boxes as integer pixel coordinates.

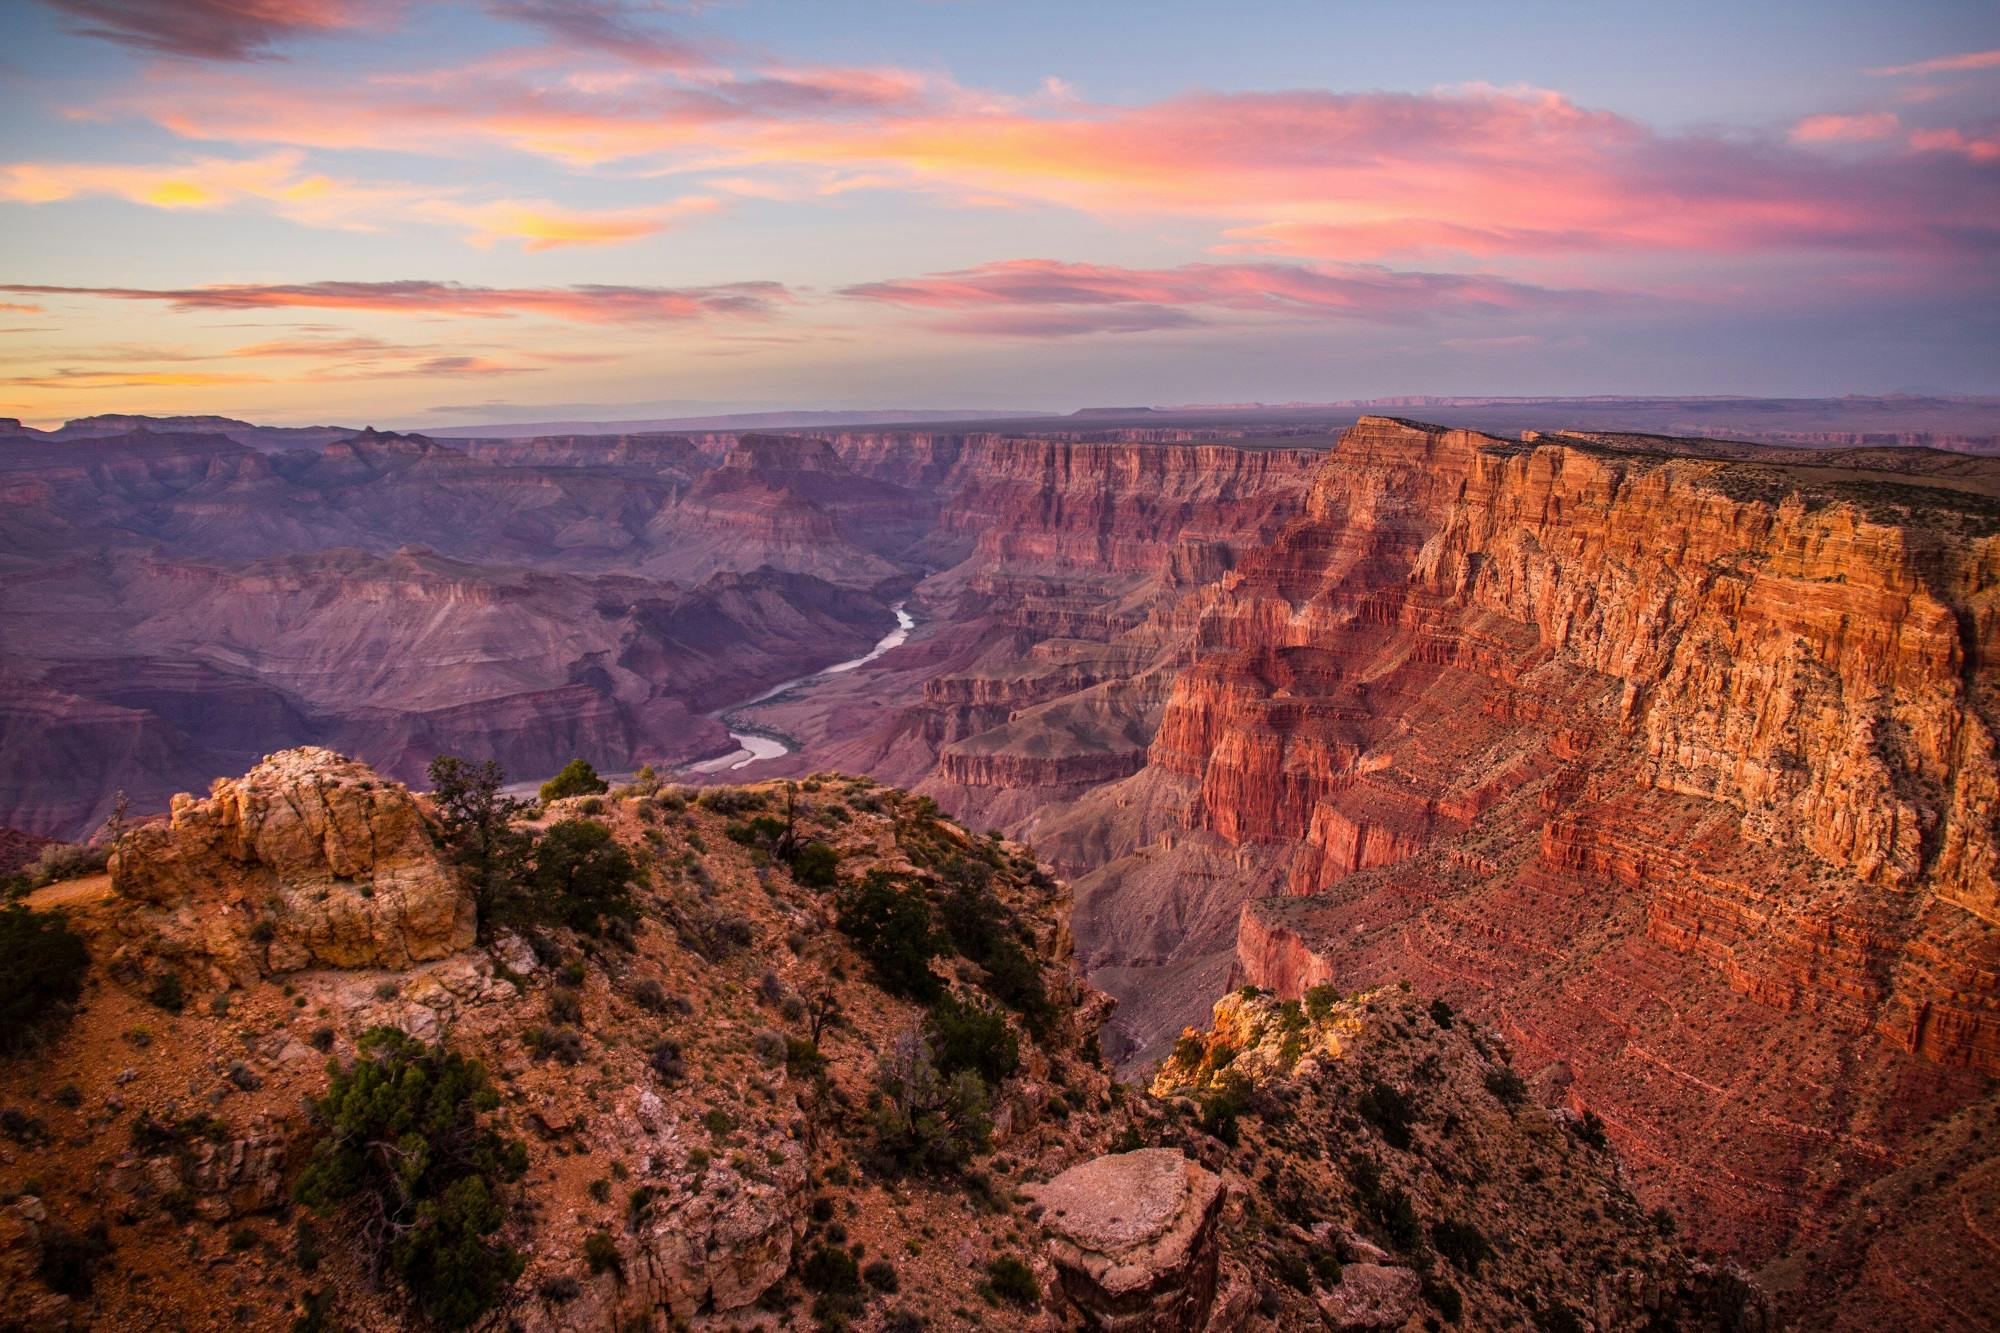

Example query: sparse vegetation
[528,818,638,937]
[540,758,609,804]
[985,1254,1038,1306]
[427,755,532,935]
[0,904,90,1055]
[295,1027,528,1329]
[837,871,942,1000]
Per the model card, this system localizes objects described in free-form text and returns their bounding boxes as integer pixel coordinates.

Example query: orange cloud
[0,152,719,249]
[0,151,431,230]
[0,279,793,324]
[0,302,42,314]
[430,196,720,251]
[1,369,267,389]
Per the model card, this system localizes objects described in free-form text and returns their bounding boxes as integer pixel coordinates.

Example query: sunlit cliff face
[1,1,1996,425]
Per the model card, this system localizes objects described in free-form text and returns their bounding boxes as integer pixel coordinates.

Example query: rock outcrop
[1077,417,2000,1324]
[1032,1148,1225,1332]
[108,746,474,977]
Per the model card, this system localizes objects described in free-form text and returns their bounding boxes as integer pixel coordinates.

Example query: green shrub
[1428,998,1455,1029]
[863,1258,899,1292]
[528,819,638,937]
[583,1230,622,1278]
[540,759,609,804]
[925,993,1018,1086]
[1431,1218,1492,1274]
[1575,1108,1610,1150]
[1358,1080,1417,1150]
[146,969,187,1014]
[36,1222,111,1297]
[1303,983,1340,1022]
[985,1254,1038,1306]
[1484,1064,1528,1106]
[791,842,841,889]
[0,904,90,1055]
[426,755,533,936]
[836,872,941,1000]
[295,1028,528,1329]
[24,842,108,889]
[802,1243,860,1294]
[1198,1073,1250,1146]
[870,1030,991,1175]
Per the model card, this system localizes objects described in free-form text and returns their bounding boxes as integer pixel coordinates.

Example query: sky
[0,0,1995,427]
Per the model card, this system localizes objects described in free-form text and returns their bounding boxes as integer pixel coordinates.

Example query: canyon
[3,404,1999,1327]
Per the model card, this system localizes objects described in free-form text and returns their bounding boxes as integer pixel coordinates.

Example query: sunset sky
[1,0,1995,426]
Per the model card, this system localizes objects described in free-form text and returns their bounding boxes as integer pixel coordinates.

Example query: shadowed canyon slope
[4,409,1999,1327]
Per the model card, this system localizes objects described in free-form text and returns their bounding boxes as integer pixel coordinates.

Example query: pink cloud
[99,72,1993,270]
[842,258,1607,334]
[1868,48,2000,78]
[40,0,400,61]
[482,1,713,70]
[0,279,791,324]
[1909,126,2000,164]
[1790,112,1901,143]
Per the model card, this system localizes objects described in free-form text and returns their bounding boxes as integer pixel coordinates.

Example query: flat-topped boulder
[108,747,474,979]
[1031,1148,1225,1331]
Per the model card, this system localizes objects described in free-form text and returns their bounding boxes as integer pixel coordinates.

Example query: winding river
[686,602,915,774]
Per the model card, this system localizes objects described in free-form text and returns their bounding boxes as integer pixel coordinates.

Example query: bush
[1198,1074,1251,1147]
[540,759,609,804]
[583,1230,622,1278]
[1431,1218,1492,1274]
[802,1243,860,1294]
[25,842,108,889]
[1424,1275,1464,1323]
[0,904,90,1055]
[146,969,187,1014]
[791,842,841,889]
[1358,1080,1417,1150]
[985,1254,1038,1306]
[36,1222,111,1298]
[870,1029,991,1175]
[648,1038,686,1083]
[528,1026,585,1065]
[926,993,1018,1087]
[863,1259,899,1292]
[939,868,1053,1028]
[427,755,533,935]
[1484,1064,1528,1106]
[836,873,941,1000]
[528,819,638,937]
[1428,998,1455,1029]
[295,1028,528,1329]
[1303,983,1340,1022]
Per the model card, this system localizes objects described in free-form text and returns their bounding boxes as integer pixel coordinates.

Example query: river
[685,602,914,774]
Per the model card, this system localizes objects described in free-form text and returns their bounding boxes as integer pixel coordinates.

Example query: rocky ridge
[0,749,1752,1332]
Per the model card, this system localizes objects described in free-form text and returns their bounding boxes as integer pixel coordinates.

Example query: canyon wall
[1079,417,1999,1324]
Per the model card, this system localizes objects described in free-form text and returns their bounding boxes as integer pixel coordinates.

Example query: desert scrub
[0,904,90,1055]
[295,1027,528,1329]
